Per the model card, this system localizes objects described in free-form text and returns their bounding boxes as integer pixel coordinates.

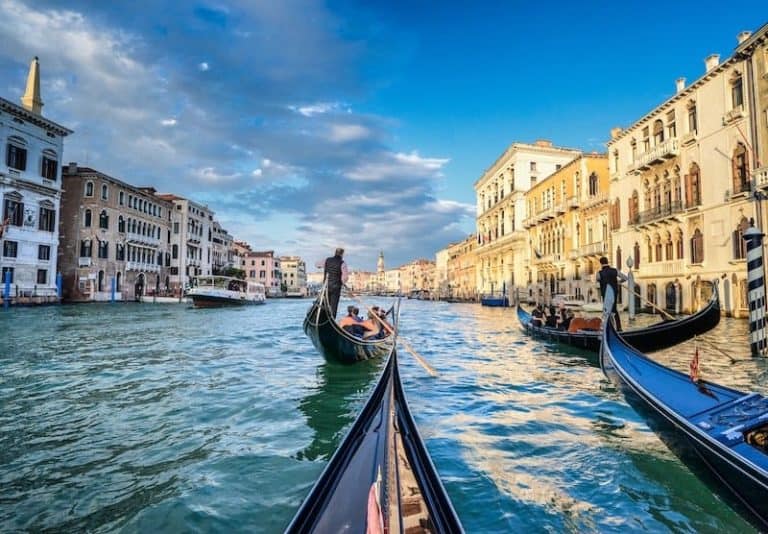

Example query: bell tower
[21,56,44,115]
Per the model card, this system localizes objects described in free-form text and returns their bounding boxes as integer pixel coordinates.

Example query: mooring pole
[3,270,10,309]
[744,226,768,355]
[56,272,63,303]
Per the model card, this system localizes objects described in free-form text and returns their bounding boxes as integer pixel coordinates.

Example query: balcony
[536,206,556,222]
[722,108,746,126]
[680,132,697,147]
[724,183,751,201]
[629,137,679,172]
[582,191,608,209]
[635,201,684,226]
[576,242,608,258]
[638,259,685,278]
[522,216,536,229]
[127,231,160,247]
[78,257,92,267]
[754,166,768,190]
[566,196,579,209]
[126,261,160,272]
[533,253,563,265]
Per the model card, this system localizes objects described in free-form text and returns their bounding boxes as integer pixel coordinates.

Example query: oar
[345,289,438,377]
[621,283,736,364]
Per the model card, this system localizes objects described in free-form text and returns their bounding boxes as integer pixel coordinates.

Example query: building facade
[474,140,581,296]
[607,31,763,316]
[446,234,477,301]
[399,258,435,295]
[242,250,282,296]
[211,221,235,275]
[523,153,610,304]
[0,57,72,304]
[157,195,214,291]
[60,165,173,301]
[280,255,307,296]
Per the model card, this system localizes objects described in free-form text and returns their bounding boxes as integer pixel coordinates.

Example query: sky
[0,0,765,270]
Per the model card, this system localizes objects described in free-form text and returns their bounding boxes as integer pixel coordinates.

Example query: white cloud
[252,168,262,177]
[288,101,347,117]
[347,150,450,182]
[160,118,177,126]
[198,61,209,71]
[328,123,369,143]
[194,167,241,183]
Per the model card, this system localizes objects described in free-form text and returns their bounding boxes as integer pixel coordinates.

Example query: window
[588,173,598,196]
[37,269,47,285]
[116,244,125,261]
[80,240,92,258]
[259,270,266,278]
[119,191,125,205]
[633,242,641,269]
[41,154,58,180]
[38,244,50,260]
[653,119,664,144]
[85,181,94,197]
[98,241,109,259]
[172,244,178,259]
[732,74,744,109]
[100,184,108,201]
[733,217,750,260]
[99,210,109,229]
[732,143,749,194]
[3,197,24,226]
[666,110,676,139]
[630,139,637,160]
[685,163,701,207]
[687,102,698,134]
[642,127,650,152]
[118,216,125,233]
[691,228,704,264]
[250,270,256,277]
[6,139,27,171]
[173,222,179,234]
[39,207,55,232]
[3,240,18,257]
[1,267,14,283]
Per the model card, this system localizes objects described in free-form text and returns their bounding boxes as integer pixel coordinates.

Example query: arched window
[588,173,598,196]
[118,216,125,233]
[691,228,704,264]
[664,232,673,260]
[84,209,92,227]
[731,72,744,109]
[99,209,109,229]
[85,181,94,197]
[653,119,664,144]
[685,163,701,207]
[646,237,653,264]
[687,100,698,134]
[675,229,684,259]
[647,283,657,306]
[673,167,682,204]
[101,183,108,201]
[654,234,662,262]
[732,143,749,194]
[629,190,639,224]
[633,242,641,269]
[733,217,750,260]
[616,246,622,270]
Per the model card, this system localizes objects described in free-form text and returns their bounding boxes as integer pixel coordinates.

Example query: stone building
[607,29,765,316]
[211,221,235,274]
[446,234,477,301]
[0,57,72,304]
[523,153,610,305]
[242,250,281,296]
[399,258,435,295]
[474,140,581,296]
[59,165,173,301]
[280,255,307,296]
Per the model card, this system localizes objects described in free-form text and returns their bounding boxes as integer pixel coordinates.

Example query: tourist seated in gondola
[558,308,575,331]
[544,304,558,328]
[358,309,383,339]
[531,304,545,327]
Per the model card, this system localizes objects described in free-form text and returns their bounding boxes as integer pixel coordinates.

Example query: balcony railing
[582,191,608,209]
[533,253,563,264]
[629,137,679,172]
[756,166,768,189]
[576,242,608,257]
[127,231,160,247]
[635,201,684,225]
[722,108,746,125]
[126,262,161,272]
[78,257,92,267]
[638,259,685,277]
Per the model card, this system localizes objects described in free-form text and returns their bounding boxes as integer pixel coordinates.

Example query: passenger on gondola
[531,304,545,327]
[339,305,365,337]
[545,304,558,328]
[359,308,383,339]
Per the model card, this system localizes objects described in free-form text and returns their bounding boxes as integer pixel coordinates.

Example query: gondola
[516,282,720,353]
[600,287,768,528]
[286,350,464,533]
[303,285,395,364]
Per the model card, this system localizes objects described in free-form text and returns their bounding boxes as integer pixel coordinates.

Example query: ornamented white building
[0,57,72,304]
[280,255,307,296]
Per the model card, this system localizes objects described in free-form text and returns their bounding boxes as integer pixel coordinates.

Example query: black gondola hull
[517,284,721,353]
[303,297,394,364]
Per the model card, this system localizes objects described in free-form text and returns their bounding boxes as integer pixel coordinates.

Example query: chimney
[737,31,752,44]
[705,54,720,72]
[67,162,78,175]
[610,127,622,140]
[675,77,686,93]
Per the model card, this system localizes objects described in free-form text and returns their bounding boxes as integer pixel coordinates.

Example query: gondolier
[323,247,348,319]
[597,256,627,331]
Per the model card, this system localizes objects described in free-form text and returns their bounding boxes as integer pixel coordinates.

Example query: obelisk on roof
[21,56,43,115]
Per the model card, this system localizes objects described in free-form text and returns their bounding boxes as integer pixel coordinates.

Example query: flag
[690,345,700,382]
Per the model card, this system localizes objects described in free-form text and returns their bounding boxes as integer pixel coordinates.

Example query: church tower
[21,56,44,115]
[377,251,385,274]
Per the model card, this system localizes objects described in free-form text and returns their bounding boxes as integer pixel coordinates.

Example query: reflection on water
[0,300,766,532]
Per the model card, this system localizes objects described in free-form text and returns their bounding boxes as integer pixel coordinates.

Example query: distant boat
[481,282,509,307]
[601,298,768,528]
[139,294,189,304]
[187,276,266,308]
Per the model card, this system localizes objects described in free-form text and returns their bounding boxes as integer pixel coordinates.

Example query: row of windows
[83,182,165,219]
[82,209,166,239]
[5,138,58,180]
[3,199,56,232]
[0,266,48,284]
[78,240,172,265]
[2,242,50,260]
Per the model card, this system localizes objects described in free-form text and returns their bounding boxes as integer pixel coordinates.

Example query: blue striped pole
[744,227,767,355]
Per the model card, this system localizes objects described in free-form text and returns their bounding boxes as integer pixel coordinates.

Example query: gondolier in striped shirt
[597,256,627,331]
[323,247,348,319]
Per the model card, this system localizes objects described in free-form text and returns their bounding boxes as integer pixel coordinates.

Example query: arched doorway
[634,283,642,311]
[116,272,122,292]
[665,282,676,312]
[98,270,105,292]
[155,275,160,294]
[647,283,657,311]
[165,275,170,292]
[135,273,145,300]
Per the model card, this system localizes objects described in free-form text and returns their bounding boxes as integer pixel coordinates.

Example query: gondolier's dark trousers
[327,283,341,319]
[609,299,622,331]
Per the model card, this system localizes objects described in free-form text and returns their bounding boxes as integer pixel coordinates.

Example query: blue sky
[0,1,765,270]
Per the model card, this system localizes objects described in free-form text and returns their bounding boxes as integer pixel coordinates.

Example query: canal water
[1,299,767,532]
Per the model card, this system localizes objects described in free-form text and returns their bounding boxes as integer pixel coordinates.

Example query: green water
[1,300,766,532]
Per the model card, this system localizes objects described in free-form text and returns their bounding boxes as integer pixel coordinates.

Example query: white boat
[139,294,190,304]
[187,276,266,308]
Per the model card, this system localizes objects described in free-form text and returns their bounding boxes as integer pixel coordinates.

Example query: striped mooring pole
[744,226,768,355]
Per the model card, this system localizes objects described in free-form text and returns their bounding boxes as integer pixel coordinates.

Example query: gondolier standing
[597,256,627,331]
[323,247,348,319]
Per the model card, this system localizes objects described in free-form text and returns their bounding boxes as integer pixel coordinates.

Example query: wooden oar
[621,283,736,364]
[345,289,438,377]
